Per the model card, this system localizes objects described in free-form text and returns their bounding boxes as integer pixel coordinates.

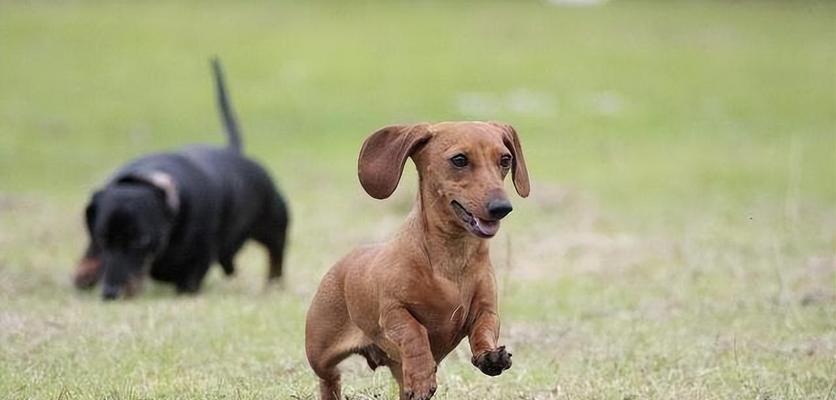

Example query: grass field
[1,1,835,399]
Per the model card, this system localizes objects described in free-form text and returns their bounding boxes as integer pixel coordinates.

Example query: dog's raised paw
[472,345,513,376]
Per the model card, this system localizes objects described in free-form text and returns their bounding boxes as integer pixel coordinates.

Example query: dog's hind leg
[307,332,354,400]
[306,271,365,400]
[253,200,288,282]
[218,258,235,277]
[264,225,286,281]
[316,367,342,400]
[308,338,359,400]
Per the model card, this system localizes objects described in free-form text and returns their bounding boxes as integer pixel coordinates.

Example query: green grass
[1,1,834,399]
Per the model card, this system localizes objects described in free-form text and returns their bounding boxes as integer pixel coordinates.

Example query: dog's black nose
[102,285,119,301]
[487,199,513,220]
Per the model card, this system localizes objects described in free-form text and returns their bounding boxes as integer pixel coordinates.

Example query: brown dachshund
[305,121,529,400]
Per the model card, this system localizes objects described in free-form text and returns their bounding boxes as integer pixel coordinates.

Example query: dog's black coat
[78,59,288,300]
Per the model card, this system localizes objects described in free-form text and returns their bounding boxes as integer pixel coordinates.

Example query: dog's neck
[397,187,489,280]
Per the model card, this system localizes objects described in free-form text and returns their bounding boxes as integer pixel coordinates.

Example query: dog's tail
[211,57,242,152]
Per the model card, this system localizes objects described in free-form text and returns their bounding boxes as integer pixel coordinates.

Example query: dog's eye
[500,155,512,169]
[450,154,469,168]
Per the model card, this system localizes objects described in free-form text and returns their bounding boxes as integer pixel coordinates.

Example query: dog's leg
[468,279,512,376]
[387,361,407,399]
[253,206,287,282]
[306,269,360,400]
[379,307,437,400]
[316,368,341,400]
[306,329,353,400]
[265,228,286,281]
[176,279,200,294]
[175,253,212,294]
[218,258,236,277]
[73,241,102,290]
[218,234,248,277]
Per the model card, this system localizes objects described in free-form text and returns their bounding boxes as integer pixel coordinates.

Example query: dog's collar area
[115,171,180,215]
[450,200,499,238]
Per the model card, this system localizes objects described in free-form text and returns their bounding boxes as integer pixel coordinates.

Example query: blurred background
[1,1,834,399]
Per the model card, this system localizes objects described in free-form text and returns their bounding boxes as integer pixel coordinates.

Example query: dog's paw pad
[472,346,513,376]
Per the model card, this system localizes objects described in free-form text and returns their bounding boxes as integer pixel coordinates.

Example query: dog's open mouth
[451,201,500,238]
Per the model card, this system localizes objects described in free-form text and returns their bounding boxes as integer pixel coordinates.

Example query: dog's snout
[487,199,513,220]
[102,285,120,301]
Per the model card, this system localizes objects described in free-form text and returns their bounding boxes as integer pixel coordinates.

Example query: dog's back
[180,145,287,260]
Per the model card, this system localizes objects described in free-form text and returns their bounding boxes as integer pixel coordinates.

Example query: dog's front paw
[402,364,437,400]
[73,257,101,290]
[403,382,436,400]
[472,346,512,376]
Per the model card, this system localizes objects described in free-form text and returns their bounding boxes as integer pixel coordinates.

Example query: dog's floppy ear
[85,190,103,235]
[491,122,530,198]
[358,123,432,199]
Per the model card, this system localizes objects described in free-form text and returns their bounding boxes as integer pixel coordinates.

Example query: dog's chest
[410,276,474,357]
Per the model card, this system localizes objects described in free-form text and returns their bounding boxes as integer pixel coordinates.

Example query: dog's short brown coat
[305,121,529,400]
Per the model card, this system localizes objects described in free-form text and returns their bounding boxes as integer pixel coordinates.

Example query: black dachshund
[74,59,289,300]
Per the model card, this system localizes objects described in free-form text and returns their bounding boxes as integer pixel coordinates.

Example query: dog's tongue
[473,217,500,237]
